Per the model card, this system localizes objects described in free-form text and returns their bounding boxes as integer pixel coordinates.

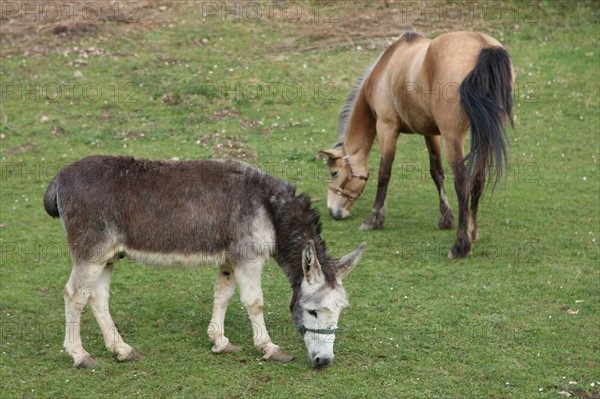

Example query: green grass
[1,2,598,398]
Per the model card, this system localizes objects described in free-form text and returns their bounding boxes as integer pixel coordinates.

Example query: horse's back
[365,32,434,132]
[365,31,510,134]
[427,31,504,84]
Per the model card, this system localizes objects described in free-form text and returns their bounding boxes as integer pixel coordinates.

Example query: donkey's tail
[44,175,60,218]
[460,46,513,188]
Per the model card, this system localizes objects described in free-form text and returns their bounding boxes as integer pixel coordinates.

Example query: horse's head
[291,240,365,368]
[319,147,369,220]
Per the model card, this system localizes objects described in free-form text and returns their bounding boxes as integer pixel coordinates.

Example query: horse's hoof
[76,355,98,369]
[118,349,144,362]
[437,218,454,230]
[359,222,374,231]
[448,242,471,259]
[214,344,243,354]
[263,350,294,362]
[360,214,384,230]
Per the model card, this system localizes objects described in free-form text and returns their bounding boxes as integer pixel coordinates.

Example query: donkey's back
[45,155,278,265]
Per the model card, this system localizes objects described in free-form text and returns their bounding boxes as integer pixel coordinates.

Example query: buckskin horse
[44,156,365,368]
[320,31,514,259]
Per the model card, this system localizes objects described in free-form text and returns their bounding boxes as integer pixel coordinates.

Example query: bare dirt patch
[120,131,146,141]
[209,108,241,121]
[0,1,169,56]
[195,133,258,161]
[570,390,600,399]
[4,142,38,156]
[273,0,520,52]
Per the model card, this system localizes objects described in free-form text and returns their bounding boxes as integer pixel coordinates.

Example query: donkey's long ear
[302,240,324,285]
[336,242,366,279]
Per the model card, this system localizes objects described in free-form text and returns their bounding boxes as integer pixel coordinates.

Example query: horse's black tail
[460,46,513,189]
[44,175,60,218]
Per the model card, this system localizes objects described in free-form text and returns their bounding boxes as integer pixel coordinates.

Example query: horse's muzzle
[328,207,349,220]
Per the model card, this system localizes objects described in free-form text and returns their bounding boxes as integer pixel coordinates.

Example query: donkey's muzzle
[311,356,333,368]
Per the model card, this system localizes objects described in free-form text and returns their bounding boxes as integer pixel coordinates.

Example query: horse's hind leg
[63,261,106,368]
[88,262,143,362]
[443,135,472,259]
[469,169,485,241]
[425,135,454,229]
[207,264,242,354]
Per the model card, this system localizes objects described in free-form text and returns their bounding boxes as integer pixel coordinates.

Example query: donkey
[44,155,365,368]
[320,31,514,259]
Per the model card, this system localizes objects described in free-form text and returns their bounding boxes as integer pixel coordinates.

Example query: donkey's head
[291,240,365,368]
[319,147,369,220]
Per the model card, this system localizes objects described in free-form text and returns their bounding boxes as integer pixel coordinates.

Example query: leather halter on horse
[330,149,369,202]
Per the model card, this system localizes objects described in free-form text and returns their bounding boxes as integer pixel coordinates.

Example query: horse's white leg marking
[208,264,237,353]
[440,188,452,216]
[234,260,280,359]
[88,264,141,362]
[63,261,105,368]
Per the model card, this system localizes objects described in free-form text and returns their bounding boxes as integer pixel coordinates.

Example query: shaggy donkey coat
[45,156,364,368]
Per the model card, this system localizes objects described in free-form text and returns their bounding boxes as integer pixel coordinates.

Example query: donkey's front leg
[208,264,242,354]
[360,120,398,230]
[235,261,294,362]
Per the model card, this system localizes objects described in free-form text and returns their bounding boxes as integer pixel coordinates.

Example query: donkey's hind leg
[88,262,143,362]
[63,261,106,368]
[425,135,454,229]
[208,264,242,354]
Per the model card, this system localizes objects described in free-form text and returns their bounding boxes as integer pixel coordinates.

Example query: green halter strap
[302,326,338,335]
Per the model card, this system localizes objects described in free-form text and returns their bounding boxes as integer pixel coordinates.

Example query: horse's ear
[336,242,366,279]
[302,240,324,285]
[318,149,341,160]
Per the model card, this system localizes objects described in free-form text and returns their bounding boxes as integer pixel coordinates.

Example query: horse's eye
[330,171,339,179]
[307,309,318,317]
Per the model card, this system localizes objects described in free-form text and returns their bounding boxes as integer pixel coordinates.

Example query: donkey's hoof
[263,350,294,363]
[118,349,144,362]
[76,355,98,369]
[214,344,243,354]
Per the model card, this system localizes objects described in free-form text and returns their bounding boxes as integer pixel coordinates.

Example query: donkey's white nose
[310,352,333,368]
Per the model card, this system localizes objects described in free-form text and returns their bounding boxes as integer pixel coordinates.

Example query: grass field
[1,1,598,398]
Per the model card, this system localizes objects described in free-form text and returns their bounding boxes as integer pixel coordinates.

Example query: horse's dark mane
[334,31,421,149]
[401,30,423,42]
[268,181,336,289]
[334,54,382,149]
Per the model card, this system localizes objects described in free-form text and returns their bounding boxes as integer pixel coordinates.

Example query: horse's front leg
[234,260,294,362]
[425,135,454,229]
[360,120,398,230]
